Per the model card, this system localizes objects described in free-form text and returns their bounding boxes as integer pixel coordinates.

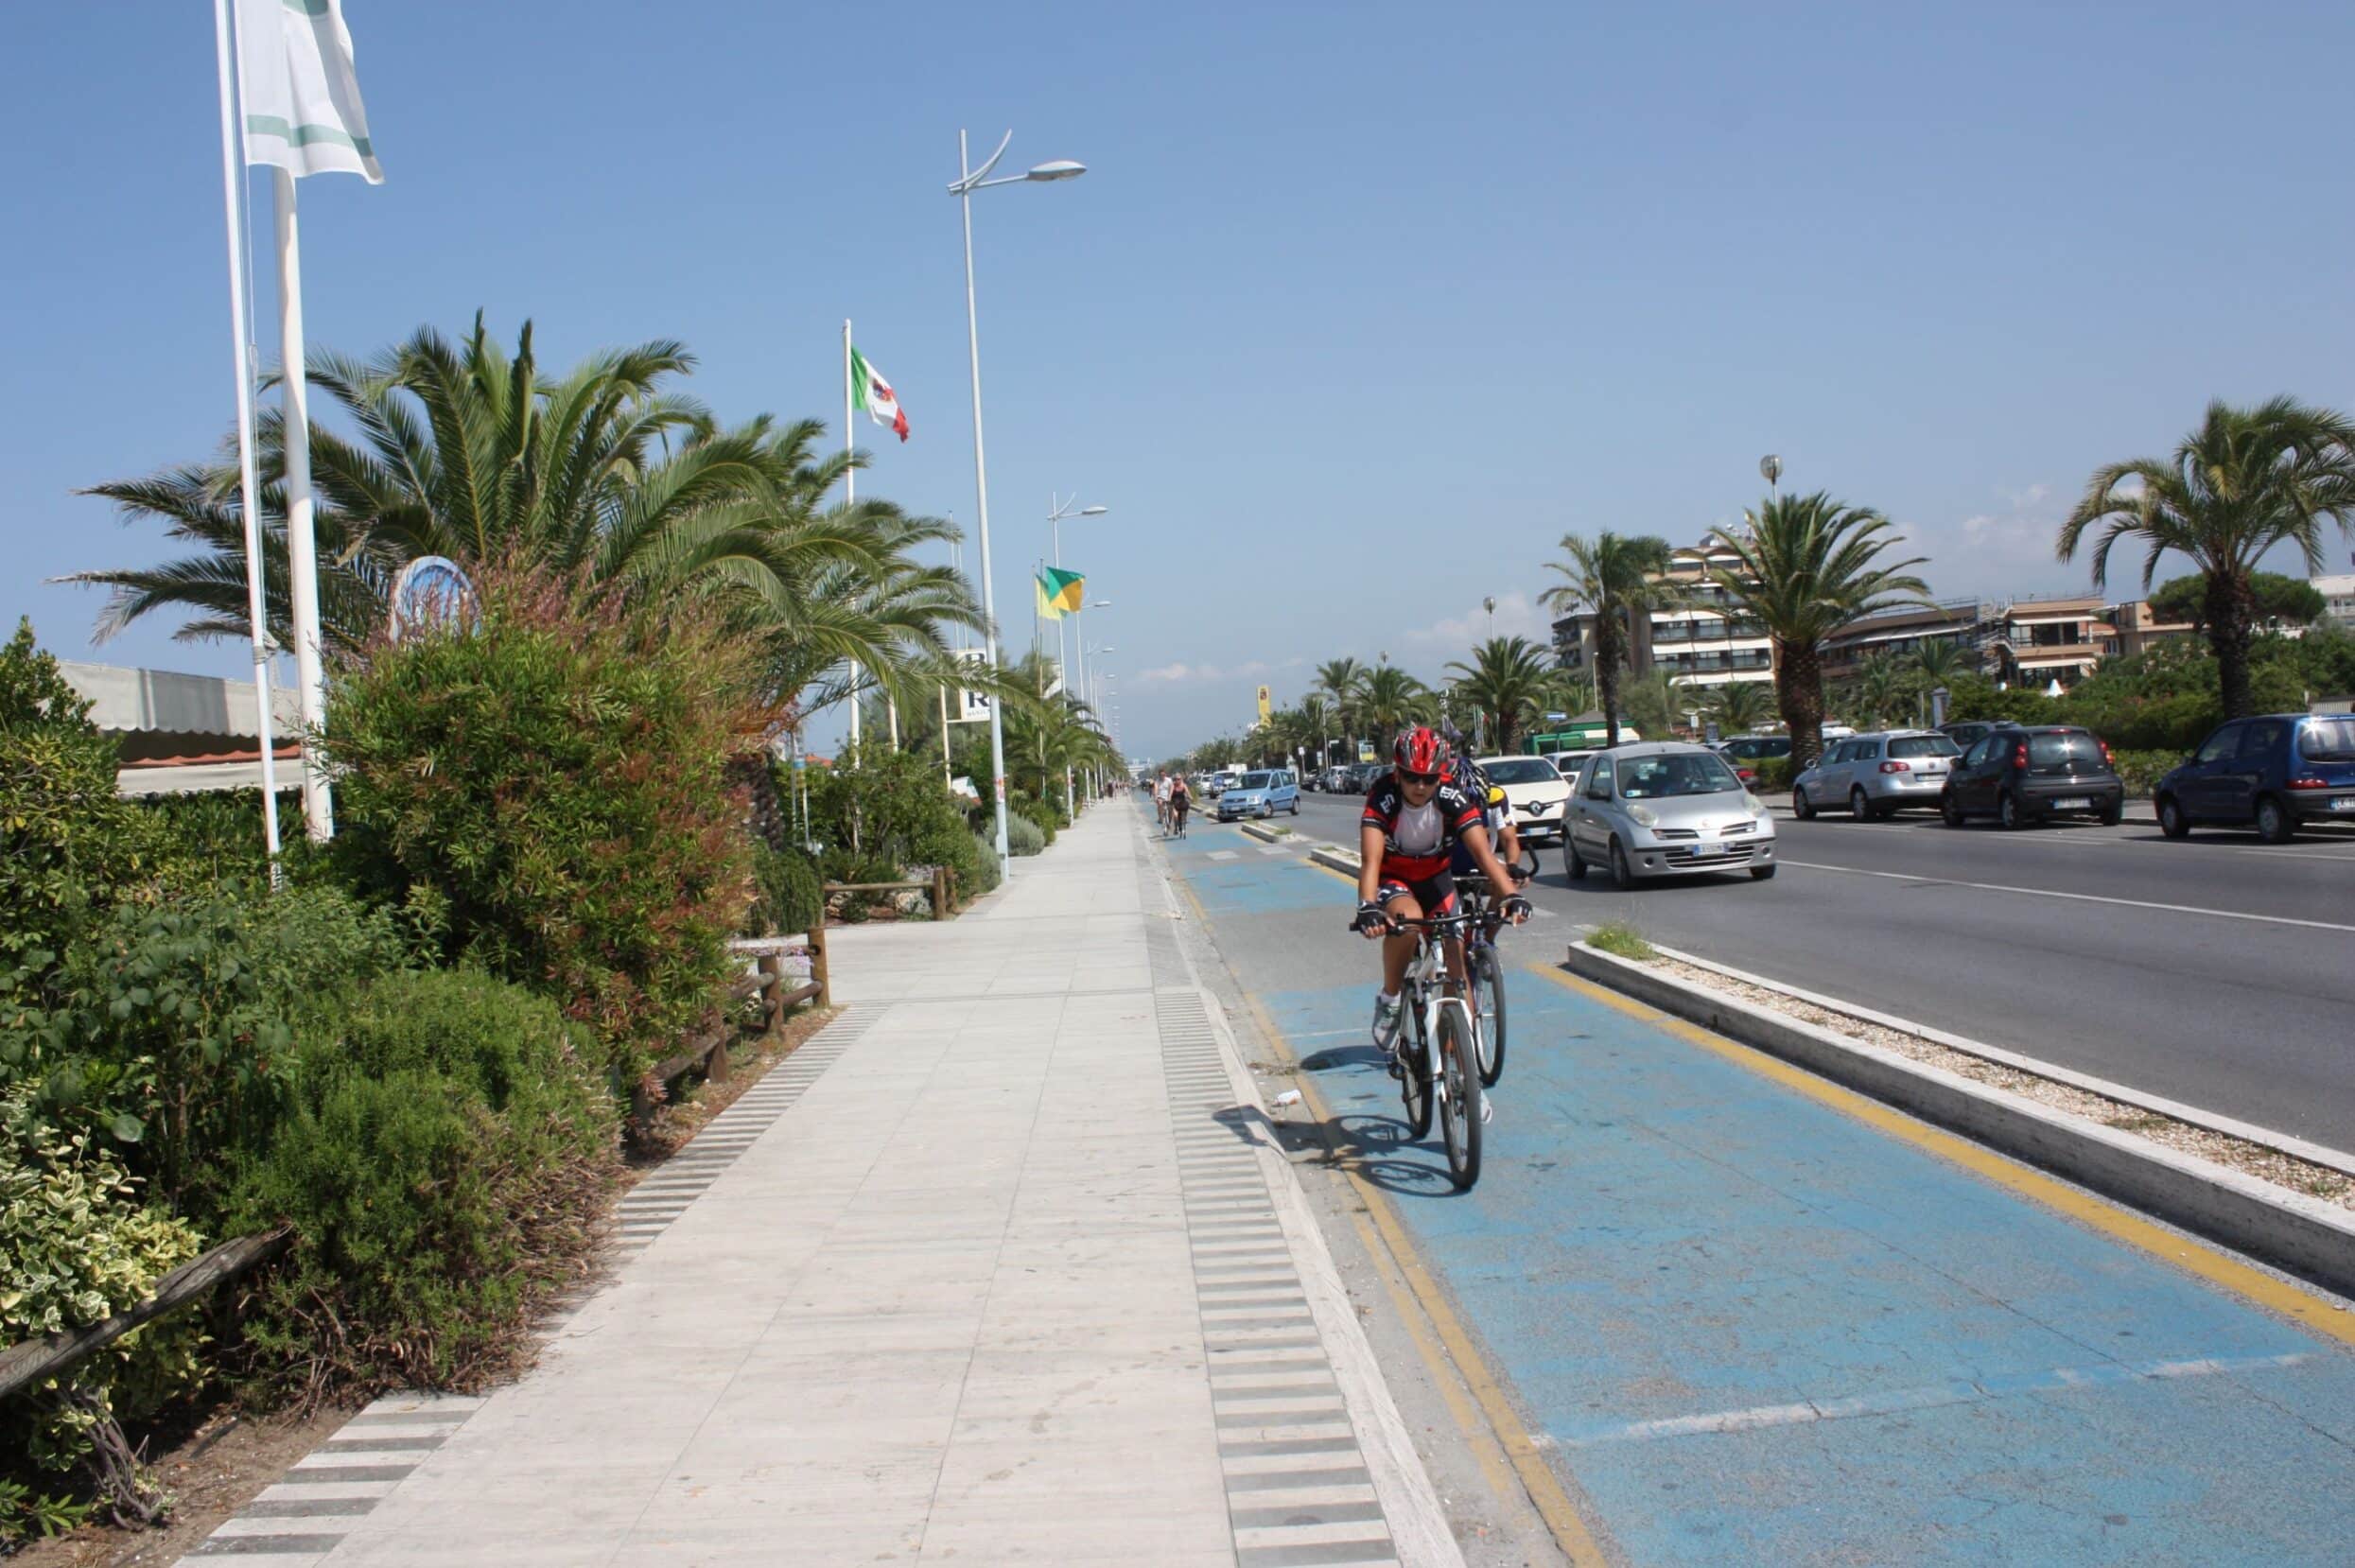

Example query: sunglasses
[1399,770,1442,788]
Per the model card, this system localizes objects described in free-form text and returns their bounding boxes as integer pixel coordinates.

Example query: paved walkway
[178,805,1453,1567]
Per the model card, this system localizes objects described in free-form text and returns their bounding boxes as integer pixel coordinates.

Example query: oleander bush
[223,967,618,1403]
[1003,810,1047,857]
[321,567,763,1086]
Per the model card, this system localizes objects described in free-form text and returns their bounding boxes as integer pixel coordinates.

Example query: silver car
[1564,742,1778,887]
[1792,729,1962,821]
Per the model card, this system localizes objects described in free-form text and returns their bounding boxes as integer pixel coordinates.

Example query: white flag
[238,0,384,183]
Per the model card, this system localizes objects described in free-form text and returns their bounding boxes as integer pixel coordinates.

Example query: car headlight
[1750,796,1771,820]
[1626,804,1658,828]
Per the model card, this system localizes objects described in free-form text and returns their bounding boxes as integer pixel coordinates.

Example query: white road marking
[1778,859,2355,933]
[1540,1352,2314,1448]
[1209,850,1240,862]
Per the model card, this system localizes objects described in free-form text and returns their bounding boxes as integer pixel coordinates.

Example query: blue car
[1214,768,1300,821]
[2155,712,2355,843]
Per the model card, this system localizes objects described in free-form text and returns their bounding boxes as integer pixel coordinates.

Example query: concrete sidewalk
[179,805,1451,1567]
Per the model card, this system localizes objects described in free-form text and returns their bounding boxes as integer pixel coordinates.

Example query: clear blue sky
[9,1,2355,760]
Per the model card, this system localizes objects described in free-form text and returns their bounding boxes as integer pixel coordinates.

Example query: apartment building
[1547,540,1775,688]
[2315,573,2355,632]
[2107,598,2198,657]
[1819,599,1987,683]
[1982,594,2116,689]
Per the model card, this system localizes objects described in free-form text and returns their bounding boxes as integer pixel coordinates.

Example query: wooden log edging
[0,1229,291,1403]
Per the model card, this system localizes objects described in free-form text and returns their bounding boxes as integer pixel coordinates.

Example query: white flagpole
[843,318,860,750]
[273,167,333,841]
[214,0,283,875]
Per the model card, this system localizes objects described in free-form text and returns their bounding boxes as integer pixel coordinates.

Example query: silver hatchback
[1564,742,1779,887]
[1792,729,1961,821]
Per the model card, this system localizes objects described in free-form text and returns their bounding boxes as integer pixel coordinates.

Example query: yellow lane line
[1238,986,1613,1565]
[1528,962,2355,1351]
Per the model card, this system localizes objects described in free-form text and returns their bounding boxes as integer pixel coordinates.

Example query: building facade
[1547,541,1775,690]
[2314,573,2355,633]
[1981,595,2116,689]
[1819,599,1987,684]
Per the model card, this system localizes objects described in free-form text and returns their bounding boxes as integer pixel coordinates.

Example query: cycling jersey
[1361,773,1485,882]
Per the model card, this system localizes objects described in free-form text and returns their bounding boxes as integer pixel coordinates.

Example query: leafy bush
[745,844,822,936]
[224,968,618,1402]
[135,789,297,894]
[802,744,977,872]
[1,1087,206,1541]
[6,884,409,1216]
[323,568,763,1085]
[964,833,1002,896]
[1753,757,1796,794]
[1003,810,1046,857]
[2111,749,2182,799]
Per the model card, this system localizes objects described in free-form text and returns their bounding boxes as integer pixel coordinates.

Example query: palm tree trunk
[2205,572,2257,719]
[1777,637,1826,769]
[1597,618,1623,746]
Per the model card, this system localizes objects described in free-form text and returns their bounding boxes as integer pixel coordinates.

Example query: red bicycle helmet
[1393,724,1445,775]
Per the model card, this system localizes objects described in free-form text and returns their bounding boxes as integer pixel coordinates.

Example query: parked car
[1214,768,1300,820]
[1791,729,1962,820]
[1562,742,1777,887]
[1937,720,2001,753]
[1474,755,1575,848]
[1339,762,1381,793]
[1549,749,1595,784]
[2154,713,2355,843]
[1715,734,1793,789]
[1940,725,2123,828]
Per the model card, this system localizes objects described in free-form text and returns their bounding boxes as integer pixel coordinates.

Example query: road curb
[1558,940,2355,1300]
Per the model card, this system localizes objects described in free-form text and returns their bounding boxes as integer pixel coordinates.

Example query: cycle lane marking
[1529,961,2355,1352]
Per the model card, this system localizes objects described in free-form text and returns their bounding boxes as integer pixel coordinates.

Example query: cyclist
[1154,771,1172,829]
[1354,725,1530,1054]
[1168,773,1191,837]
[1440,729,1525,876]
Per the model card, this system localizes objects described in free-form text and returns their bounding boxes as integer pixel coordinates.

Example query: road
[1271,787,2355,1145]
[1150,800,2355,1564]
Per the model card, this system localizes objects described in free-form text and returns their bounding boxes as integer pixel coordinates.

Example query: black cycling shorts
[1375,872,1456,917]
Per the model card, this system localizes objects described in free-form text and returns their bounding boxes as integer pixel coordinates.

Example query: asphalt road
[1271,787,2355,1146]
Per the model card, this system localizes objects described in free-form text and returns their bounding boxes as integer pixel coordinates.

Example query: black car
[1937,720,2001,753]
[1940,724,2124,828]
[2154,713,2355,843]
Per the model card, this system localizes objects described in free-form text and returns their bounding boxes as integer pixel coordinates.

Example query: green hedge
[746,844,823,936]
[1004,811,1047,857]
[224,968,618,1400]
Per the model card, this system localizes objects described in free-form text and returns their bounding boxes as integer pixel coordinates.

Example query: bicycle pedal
[1478,1094,1494,1124]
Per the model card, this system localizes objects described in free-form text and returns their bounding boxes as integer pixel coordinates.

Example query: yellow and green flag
[1036,566,1085,619]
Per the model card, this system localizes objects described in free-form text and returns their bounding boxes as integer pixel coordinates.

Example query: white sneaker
[1370,992,1404,1054]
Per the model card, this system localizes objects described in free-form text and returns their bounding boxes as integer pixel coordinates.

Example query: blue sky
[9,2,2355,760]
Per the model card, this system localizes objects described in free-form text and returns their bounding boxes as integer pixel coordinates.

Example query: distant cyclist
[1354,725,1529,1054]
[1154,770,1173,829]
[1441,728,1526,880]
[1168,773,1191,837]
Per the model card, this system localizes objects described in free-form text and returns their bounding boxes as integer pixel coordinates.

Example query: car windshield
[2028,733,2102,766]
[1239,772,1273,789]
[1890,736,1961,759]
[2300,717,2355,761]
[1617,753,1743,798]
[1483,758,1559,784]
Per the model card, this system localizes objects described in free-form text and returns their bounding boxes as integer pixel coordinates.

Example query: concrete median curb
[1559,939,2355,1300]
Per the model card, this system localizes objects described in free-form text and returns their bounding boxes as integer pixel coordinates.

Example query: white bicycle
[1364,910,1484,1190]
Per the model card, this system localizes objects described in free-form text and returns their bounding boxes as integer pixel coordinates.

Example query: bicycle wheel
[1400,998,1434,1141]
[1473,944,1507,1087]
[1435,999,1483,1190]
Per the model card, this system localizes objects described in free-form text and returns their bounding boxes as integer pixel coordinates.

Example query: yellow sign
[1256,685,1272,723]
[1358,740,1376,764]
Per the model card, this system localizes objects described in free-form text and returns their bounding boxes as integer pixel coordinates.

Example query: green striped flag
[238,0,384,183]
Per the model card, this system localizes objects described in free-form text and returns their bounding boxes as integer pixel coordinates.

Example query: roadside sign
[1257,685,1272,724]
[953,648,991,723]
[1703,721,1720,745]
[1357,740,1376,763]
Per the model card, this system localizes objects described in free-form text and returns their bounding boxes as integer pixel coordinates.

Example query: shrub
[1753,757,1796,793]
[135,789,297,894]
[964,833,1003,896]
[745,844,822,936]
[2111,749,2181,799]
[323,568,764,1086]
[224,968,618,1402]
[1004,811,1047,857]
[1,1086,206,1541]
[802,744,978,872]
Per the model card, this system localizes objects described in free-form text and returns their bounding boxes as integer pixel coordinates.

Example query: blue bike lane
[1149,807,2355,1565]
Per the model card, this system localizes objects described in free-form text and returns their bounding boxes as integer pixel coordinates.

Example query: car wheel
[1751,862,1777,880]
[1608,837,1636,891]
[1290,797,1300,815]
[1850,787,1872,823]
[2256,794,2295,845]
[1941,791,1965,828]
[1792,787,1815,821]
[2098,798,2122,828]
[1998,791,2022,830]
[2157,795,2189,839]
[1565,839,1587,880]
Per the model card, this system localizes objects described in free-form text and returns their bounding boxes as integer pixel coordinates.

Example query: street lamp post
[951,131,1086,876]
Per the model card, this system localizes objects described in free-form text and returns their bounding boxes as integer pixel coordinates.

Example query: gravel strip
[1640,951,2355,1212]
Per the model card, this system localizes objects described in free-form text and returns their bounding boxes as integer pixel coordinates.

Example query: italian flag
[850,347,909,442]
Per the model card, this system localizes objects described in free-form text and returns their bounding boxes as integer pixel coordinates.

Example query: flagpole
[272,167,333,841]
[213,0,283,877]
[842,319,860,750]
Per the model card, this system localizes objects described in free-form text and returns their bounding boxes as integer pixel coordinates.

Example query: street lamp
[1759,453,1782,502]
[951,130,1086,877]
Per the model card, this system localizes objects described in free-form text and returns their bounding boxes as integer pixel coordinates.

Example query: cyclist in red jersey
[1354,725,1529,1054]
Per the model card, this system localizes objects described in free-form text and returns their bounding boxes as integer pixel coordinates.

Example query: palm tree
[2059,396,2355,719]
[1358,665,1430,738]
[1443,636,1553,754]
[1315,657,1369,749]
[1539,531,1682,746]
[1619,669,1702,740]
[1540,669,1597,727]
[1703,493,1930,769]
[1701,680,1775,734]
[1841,651,1915,729]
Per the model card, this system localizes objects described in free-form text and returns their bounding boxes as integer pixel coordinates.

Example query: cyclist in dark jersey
[1354,725,1529,1053]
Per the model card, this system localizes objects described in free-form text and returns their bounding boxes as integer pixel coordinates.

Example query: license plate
[2331,797,2355,811]
[1691,841,1726,858]
[2053,796,2092,810]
